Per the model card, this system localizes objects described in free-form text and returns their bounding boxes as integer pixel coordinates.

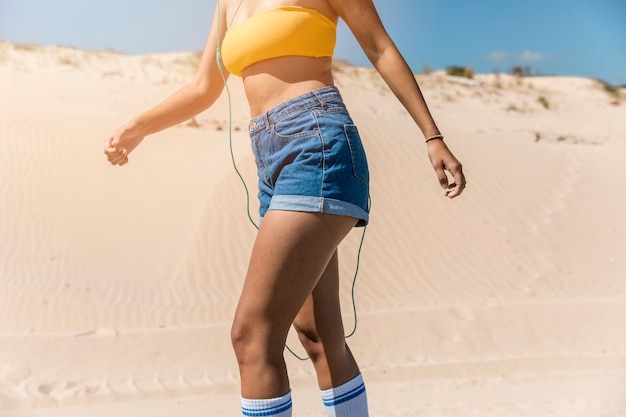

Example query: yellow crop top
[220,6,337,77]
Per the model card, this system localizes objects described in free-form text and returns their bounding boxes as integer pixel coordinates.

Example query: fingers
[107,153,128,166]
[433,157,466,199]
[444,182,463,198]
[427,140,466,198]
[104,122,143,166]
[435,166,449,190]
[444,163,466,199]
[105,146,128,166]
[104,135,118,153]
[104,134,129,165]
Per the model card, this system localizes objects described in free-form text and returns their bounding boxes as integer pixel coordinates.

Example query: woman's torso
[223,0,339,116]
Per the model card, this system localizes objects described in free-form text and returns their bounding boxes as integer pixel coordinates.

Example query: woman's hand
[427,139,466,198]
[104,120,146,166]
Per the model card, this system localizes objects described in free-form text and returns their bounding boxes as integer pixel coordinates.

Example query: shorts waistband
[249,86,343,133]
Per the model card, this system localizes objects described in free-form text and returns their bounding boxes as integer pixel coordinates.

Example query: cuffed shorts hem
[263,195,369,226]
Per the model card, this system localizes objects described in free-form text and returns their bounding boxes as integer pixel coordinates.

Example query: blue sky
[1,0,624,85]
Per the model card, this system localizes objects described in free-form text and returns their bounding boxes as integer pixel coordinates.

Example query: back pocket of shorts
[344,124,369,186]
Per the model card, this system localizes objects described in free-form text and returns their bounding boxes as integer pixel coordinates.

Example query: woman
[104,0,466,416]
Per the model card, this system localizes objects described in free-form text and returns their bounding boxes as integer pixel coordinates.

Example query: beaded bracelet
[425,134,444,143]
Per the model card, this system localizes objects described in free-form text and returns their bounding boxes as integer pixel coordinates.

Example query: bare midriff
[242,56,334,117]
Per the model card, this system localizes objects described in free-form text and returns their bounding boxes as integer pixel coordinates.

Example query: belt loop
[264,112,271,131]
[313,89,329,110]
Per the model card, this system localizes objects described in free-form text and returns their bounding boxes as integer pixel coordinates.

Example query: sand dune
[1,41,626,416]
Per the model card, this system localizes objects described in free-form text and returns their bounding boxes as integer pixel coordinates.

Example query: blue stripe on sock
[242,398,292,417]
[323,383,366,407]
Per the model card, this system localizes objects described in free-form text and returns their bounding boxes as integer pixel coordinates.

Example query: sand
[1,41,626,416]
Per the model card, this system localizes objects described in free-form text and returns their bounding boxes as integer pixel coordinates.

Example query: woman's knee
[231,313,285,363]
[231,314,259,359]
[293,323,346,362]
[293,321,335,363]
[230,316,250,356]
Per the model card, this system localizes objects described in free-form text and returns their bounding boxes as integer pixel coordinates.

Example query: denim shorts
[249,86,370,227]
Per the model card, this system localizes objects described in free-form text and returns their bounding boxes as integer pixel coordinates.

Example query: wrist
[425,134,444,143]
[130,117,149,137]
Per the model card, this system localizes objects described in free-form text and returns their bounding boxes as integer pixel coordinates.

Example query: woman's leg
[231,210,357,400]
[292,250,360,389]
[293,252,369,417]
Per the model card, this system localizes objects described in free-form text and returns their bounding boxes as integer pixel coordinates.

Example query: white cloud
[486,51,508,61]
[519,50,548,62]
[485,50,549,63]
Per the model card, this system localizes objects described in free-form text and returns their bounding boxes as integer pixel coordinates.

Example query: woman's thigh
[233,210,357,341]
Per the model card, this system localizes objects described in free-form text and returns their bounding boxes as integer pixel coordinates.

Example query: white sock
[321,373,369,417]
[241,390,292,417]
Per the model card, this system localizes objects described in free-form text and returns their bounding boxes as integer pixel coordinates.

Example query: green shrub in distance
[446,65,473,79]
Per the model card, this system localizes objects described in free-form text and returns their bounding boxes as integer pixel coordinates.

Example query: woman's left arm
[329,0,466,198]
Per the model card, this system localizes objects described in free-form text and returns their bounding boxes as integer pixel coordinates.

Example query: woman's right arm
[105,4,229,165]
